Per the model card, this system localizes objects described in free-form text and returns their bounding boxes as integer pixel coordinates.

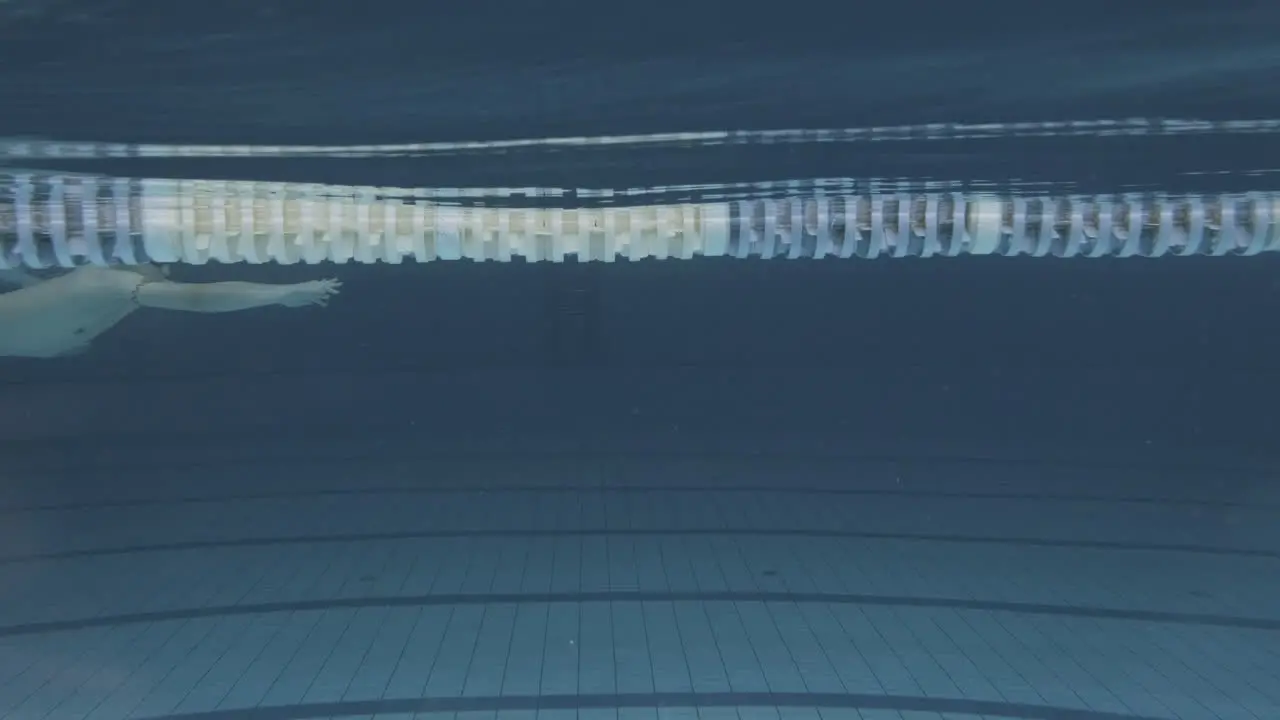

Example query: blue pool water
[0,4,1278,720]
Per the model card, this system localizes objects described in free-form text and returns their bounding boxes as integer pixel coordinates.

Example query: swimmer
[0,265,340,358]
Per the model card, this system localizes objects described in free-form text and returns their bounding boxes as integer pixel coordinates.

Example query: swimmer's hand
[278,279,342,308]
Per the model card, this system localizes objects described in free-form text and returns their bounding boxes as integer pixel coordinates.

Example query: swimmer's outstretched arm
[134,278,341,313]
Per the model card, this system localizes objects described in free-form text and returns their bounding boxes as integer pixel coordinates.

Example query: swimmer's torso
[0,267,143,358]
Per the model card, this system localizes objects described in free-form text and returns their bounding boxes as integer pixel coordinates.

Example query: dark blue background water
[3,1,1278,143]
[1,1,1279,478]
[3,1,1279,191]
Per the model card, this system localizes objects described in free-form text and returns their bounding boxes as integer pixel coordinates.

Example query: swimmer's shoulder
[61,266,150,292]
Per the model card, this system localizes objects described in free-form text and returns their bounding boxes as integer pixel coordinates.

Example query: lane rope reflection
[1,171,1277,267]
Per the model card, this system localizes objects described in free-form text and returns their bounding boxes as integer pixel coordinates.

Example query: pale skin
[0,265,341,358]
